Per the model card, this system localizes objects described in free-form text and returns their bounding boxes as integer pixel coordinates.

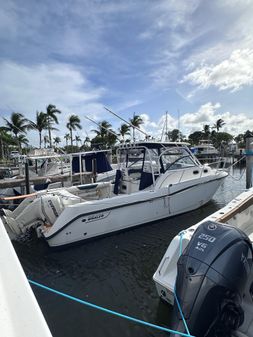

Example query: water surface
[13,167,247,337]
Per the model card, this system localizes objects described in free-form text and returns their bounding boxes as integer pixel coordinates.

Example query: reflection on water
[13,168,247,337]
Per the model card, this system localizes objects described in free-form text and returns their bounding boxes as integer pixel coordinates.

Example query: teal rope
[179,231,185,256]
[28,279,195,337]
[173,231,191,336]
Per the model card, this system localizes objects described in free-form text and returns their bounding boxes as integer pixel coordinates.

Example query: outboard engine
[172,221,253,337]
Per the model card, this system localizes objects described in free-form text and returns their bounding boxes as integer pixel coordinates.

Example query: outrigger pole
[84,116,121,141]
[104,107,150,139]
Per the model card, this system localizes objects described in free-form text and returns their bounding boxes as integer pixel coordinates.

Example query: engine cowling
[171,221,253,337]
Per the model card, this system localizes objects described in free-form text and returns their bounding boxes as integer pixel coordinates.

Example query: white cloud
[130,102,253,140]
[180,102,253,137]
[0,61,105,115]
[0,61,106,145]
[182,49,253,92]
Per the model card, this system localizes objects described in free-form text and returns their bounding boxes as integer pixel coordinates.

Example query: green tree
[75,135,81,147]
[53,136,61,147]
[213,118,225,132]
[46,104,61,148]
[118,123,131,141]
[211,132,233,148]
[167,129,184,142]
[44,135,49,148]
[234,133,245,148]
[3,112,29,151]
[28,111,48,148]
[202,124,211,139]
[64,133,70,146]
[17,134,29,151]
[188,131,203,145]
[0,127,16,159]
[129,114,143,141]
[92,120,112,139]
[91,120,118,149]
[66,114,82,149]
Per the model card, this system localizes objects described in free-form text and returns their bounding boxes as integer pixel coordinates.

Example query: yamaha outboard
[172,221,253,337]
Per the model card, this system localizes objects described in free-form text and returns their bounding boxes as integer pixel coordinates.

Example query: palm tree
[75,135,81,147]
[202,124,211,139]
[0,127,16,159]
[17,134,29,150]
[28,111,48,148]
[91,120,118,148]
[118,123,131,141]
[66,114,82,149]
[92,120,112,139]
[64,133,70,146]
[46,104,61,148]
[53,136,61,147]
[3,112,29,151]
[44,135,49,148]
[129,114,143,141]
[213,118,225,132]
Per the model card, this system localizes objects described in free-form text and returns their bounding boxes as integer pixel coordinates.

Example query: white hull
[0,218,52,337]
[2,143,228,248]
[44,176,224,247]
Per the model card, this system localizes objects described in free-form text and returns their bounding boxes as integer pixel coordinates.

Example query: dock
[0,218,52,336]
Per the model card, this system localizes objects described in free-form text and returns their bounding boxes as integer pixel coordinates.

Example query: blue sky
[1,0,253,146]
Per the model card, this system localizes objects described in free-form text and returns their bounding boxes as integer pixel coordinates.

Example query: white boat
[0,150,115,199]
[153,187,253,337]
[192,139,221,164]
[1,141,227,248]
[0,217,52,337]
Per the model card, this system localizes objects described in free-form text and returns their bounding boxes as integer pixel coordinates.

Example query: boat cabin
[115,142,199,194]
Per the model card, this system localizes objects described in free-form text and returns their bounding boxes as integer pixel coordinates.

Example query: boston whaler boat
[1,141,227,248]
[153,187,253,337]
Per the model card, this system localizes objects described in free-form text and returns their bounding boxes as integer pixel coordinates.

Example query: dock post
[25,161,30,194]
[245,133,253,189]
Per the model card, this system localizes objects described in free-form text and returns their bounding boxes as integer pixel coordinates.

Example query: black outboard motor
[171,221,253,337]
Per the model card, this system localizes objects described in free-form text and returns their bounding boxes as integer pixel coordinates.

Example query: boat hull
[44,176,225,247]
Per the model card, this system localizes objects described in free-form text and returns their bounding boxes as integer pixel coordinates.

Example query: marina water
[12,166,246,337]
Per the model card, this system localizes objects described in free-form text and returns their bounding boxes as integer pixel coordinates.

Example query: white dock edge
[0,218,52,337]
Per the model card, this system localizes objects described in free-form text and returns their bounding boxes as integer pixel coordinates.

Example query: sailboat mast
[165,111,168,142]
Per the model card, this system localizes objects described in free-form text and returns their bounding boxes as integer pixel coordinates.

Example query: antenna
[177,109,180,142]
[160,111,168,142]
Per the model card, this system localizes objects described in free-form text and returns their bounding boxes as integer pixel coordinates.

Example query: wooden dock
[0,172,94,189]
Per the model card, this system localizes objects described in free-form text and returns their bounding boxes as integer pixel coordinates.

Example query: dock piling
[245,134,253,189]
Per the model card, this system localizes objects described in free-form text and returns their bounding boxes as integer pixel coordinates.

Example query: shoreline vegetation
[1,107,251,159]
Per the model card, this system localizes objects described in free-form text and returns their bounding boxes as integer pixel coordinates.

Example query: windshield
[118,148,145,168]
[160,147,197,170]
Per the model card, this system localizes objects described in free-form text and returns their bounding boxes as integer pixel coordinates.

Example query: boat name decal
[87,213,105,222]
[48,199,59,217]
